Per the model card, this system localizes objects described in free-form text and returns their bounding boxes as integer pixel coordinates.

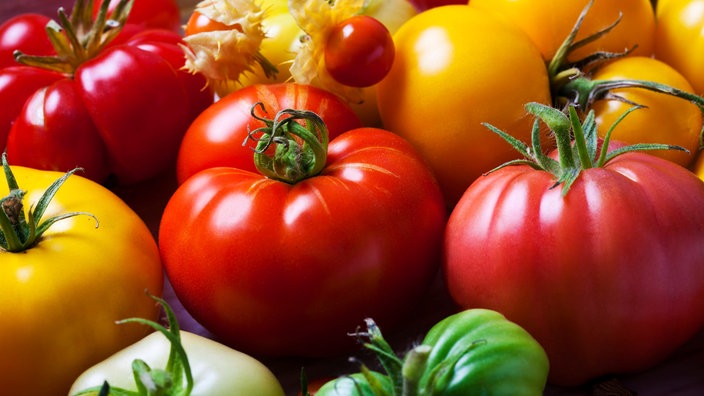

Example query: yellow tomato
[239,0,303,86]
[469,0,655,63]
[0,165,163,396]
[376,5,551,207]
[694,151,704,180]
[590,56,702,167]
[655,0,704,94]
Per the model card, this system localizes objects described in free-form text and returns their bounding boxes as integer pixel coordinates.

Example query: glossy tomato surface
[469,0,655,62]
[655,0,704,94]
[444,149,704,385]
[4,29,212,185]
[590,56,702,167]
[0,166,164,396]
[176,83,362,184]
[376,5,551,207]
[160,127,448,357]
[0,13,54,68]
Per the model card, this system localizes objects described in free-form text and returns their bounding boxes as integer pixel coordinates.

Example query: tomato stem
[245,103,329,184]
[0,153,98,253]
[483,102,686,195]
[13,0,133,75]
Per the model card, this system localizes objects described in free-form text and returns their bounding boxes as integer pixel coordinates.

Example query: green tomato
[313,309,549,396]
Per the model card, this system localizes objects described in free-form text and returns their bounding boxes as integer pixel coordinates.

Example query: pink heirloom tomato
[444,103,704,385]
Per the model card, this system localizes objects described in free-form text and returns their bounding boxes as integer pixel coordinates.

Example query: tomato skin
[469,0,655,62]
[3,29,212,185]
[0,13,55,68]
[0,166,164,396]
[324,15,395,88]
[409,0,466,11]
[160,127,447,357]
[176,83,362,184]
[444,149,704,385]
[70,331,286,396]
[655,0,704,94]
[590,56,702,167]
[0,66,63,149]
[376,5,551,207]
[94,0,183,32]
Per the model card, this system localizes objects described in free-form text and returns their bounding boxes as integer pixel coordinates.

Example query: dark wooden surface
[2,1,703,395]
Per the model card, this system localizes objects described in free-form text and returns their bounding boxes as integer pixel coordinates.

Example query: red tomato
[160,121,447,357]
[0,13,55,69]
[324,15,395,88]
[176,83,362,184]
[0,66,63,149]
[93,0,183,32]
[444,123,704,385]
[409,0,466,11]
[1,19,212,184]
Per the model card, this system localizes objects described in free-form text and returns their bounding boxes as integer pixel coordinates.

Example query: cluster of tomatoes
[1,0,704,395]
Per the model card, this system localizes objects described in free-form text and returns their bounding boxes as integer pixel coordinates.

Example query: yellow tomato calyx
[182,0,277,98]
[0,153,98,253]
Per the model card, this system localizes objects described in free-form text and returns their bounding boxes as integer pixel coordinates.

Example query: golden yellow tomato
[469,0,655,62]
[655,0,704,95]
[590,56,702,167]
[0,163,163,396]
[376,5,552,206]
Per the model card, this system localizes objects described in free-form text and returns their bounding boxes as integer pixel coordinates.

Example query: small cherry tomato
[324,15,395,88]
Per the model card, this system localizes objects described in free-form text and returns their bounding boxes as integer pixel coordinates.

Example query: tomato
[0,13,55,68]
[70,295,285,396]
[324,15,394,88]
[469,0,655,62]
[159,108,447,357]
[0,66,63,149]
[588,56,702,167]
[2,0,212,185]
[0,155,164,396]
[408,0,465,11]
[288,0,418,126]
[93,0,183,32]
[694,151,704,180]
[654,0,704,95]
[444,103,704,385]
[376,5,551,207]
[176,82,362,184]
[314,309,549,396]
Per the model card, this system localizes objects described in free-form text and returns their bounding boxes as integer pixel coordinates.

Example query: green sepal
[0,152,98,252]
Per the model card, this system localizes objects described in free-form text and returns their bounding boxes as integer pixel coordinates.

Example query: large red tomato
[444,103,704,385]
[159,109,447,357]
[176,83,362,184]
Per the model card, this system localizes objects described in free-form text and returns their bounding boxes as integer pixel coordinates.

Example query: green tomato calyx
[483,103,686,196]
[245,103,329,184]
[0,152,98,253]
[548,0,704,131]
[72,292,194,396]
[14,0,133,75]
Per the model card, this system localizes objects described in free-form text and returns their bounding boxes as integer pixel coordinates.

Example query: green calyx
[484,102,686,196]
[14,0,133,75]
[0,152,97,253]
[245,103,329,184]
[72,292,194,396]
[548,0,704,127]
